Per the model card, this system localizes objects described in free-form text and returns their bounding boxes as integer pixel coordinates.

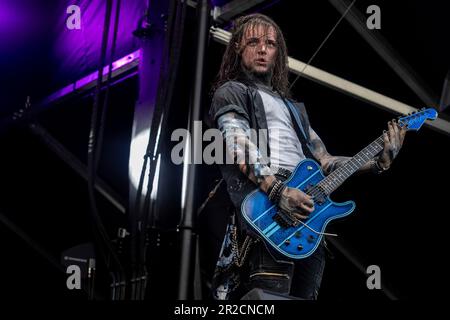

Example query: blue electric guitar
[241,108,438,259]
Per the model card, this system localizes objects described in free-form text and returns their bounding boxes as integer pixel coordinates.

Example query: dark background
[0,0,449,301]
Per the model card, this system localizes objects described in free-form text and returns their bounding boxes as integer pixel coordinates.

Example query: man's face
[239,24,278,76]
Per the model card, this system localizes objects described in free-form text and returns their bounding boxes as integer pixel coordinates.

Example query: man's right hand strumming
[278,187,315,220]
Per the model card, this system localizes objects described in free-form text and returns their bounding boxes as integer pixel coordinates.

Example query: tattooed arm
[217,112,276,193]
[218,111,314,220]
[309,121,407,175]
[309,127,378,175]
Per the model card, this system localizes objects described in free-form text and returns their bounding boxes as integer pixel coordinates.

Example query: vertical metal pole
[177,0,210,300]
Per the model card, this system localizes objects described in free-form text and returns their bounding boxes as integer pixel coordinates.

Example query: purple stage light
[42,50,140,105]
[52,0,146,88]
[0,1,49,50]
[75,51,140,89]
[210,0,232,7]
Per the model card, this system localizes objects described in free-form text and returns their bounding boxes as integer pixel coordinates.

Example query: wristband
[268,179,286,203]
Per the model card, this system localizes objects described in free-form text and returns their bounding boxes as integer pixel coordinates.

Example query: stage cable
[130,0,187,300]
[86,0,126,300]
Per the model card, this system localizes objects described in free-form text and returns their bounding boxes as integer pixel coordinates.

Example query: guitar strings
[278,99,424,238]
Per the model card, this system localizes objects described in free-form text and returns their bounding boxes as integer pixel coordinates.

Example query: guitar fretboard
[318,135,385,194]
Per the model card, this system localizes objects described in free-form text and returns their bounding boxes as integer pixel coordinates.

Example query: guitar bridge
[273,210,301,228]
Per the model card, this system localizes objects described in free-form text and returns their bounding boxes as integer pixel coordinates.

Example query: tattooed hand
[378,120,407,170]
[278,187,315,220]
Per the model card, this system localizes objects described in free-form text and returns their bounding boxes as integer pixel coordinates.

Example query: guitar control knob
[307,235,314,243]
[297,245,303,251]
[295,231,301,238]
[284,239,291,245]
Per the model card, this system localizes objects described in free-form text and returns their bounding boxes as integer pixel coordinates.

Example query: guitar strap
[279,96,316,161]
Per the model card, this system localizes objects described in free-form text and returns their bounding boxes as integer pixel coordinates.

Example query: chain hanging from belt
[230,223,257,268]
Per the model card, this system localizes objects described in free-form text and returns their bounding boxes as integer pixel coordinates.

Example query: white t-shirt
[257,87,306,172]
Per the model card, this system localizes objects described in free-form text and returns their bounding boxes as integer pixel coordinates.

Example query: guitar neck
[318,134,385,194]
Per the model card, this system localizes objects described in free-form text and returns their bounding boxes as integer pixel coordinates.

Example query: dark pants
[242,239,326,300]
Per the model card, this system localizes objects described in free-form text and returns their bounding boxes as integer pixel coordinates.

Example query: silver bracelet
[268,180,286,203]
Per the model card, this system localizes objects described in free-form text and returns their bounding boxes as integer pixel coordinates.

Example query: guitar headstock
[398,107,438,131]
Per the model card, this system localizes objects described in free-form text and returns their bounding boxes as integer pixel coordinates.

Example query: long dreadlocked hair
[212,13,291,98]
